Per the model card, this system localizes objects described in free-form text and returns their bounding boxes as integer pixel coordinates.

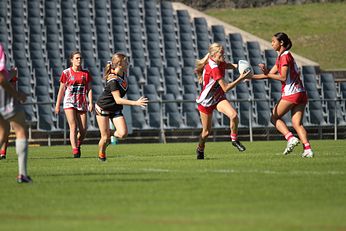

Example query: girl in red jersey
[55,51,93,158]
[252,32,313,158]
[195,43,251,159]
[95,53,148,161]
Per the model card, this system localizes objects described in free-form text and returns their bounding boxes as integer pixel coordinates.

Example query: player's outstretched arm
[111,90,148,108]
[218,70,251,92]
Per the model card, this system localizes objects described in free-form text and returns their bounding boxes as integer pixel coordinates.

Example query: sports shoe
[98,154,107,162]
[232,140,246,152]
[17,175,33,183]
[196,148,204,160]
[302,149,314,158]
[283,137,299,155]
[0,155,6,160]
[73,153,81,158]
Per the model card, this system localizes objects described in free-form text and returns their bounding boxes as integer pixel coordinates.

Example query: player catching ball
[195,42,251,159]
[252,32,313,158]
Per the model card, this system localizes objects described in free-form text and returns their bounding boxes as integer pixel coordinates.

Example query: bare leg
[96,115,110,160]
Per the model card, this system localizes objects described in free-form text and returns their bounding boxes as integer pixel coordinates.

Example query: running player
[95,53,148,161]
[252,32,313,158]
[195,42,251,159]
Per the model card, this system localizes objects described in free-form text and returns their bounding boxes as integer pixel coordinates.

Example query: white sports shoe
[283,137,300,155]
[302,149,314,158]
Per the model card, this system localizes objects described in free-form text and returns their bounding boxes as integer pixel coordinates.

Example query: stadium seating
[320,73,345,124]
[1,0,343,133]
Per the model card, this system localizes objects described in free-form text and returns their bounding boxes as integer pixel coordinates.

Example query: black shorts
[95,104,123,119]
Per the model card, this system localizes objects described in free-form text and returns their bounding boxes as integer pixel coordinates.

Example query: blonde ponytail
[195,53,209,84]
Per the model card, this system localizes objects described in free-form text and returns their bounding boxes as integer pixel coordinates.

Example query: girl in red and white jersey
[55,51,93,158]
[195,43,251,159]
[252,32,313,158]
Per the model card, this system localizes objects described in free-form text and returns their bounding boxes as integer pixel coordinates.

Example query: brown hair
[103,52,128,80]
[69,50,82,66]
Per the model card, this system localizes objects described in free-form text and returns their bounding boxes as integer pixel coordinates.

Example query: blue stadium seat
[163,94,185,128]
[320,73,345,124]
[264,49,277,69]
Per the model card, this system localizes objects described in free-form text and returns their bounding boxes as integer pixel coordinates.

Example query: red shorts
[282,92,308,105]
[197,98,226,115]
[198,104,217,115]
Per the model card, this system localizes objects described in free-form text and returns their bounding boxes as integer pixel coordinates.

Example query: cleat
[0,155,6,160]
[98,154,107,162]
[232,140,246,152]
[73,153,81,158]
[196,148,204,160]
[302,149,314,158]
[17,175,33,183]
[283,137,299,155]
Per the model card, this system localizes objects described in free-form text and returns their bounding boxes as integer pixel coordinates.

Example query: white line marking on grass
[137,168,345,176]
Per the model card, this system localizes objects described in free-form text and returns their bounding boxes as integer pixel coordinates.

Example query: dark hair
[69,50,82,66]
[274,32,292,50]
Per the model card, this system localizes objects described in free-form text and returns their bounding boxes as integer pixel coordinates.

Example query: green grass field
[0,140,345,231]
[205,2,346,70]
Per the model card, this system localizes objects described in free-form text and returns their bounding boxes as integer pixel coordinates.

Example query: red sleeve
[211,64,225,81]
[60,70,67,84]
[280,53,291,67]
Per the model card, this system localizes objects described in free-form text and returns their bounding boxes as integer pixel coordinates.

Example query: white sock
[16,139,28,176]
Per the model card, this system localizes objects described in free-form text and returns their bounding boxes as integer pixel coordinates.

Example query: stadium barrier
[21,97,346,146]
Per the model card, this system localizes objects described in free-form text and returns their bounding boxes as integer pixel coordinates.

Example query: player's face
[213,48,225,64]
[121,58,128,69]
[71,54,82,67]
[271,36,281,51]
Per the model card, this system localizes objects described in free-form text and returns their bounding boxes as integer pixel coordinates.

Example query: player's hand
[258,63,269,75]
[136,96,148,108]
[54,106,60,114]
[240,70,252,80]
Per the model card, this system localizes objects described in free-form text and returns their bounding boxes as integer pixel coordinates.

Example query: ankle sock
[285,132,294,141]
[230,134,238,141]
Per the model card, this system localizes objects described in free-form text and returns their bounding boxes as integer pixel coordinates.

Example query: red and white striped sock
[284,132,294,141]
[303,142,311,150]
[230,134,238,141]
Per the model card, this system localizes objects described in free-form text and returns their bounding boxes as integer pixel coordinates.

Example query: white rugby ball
[238,60,253,76]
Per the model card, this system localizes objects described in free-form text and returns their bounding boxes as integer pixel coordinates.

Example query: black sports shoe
[73,153,81,158]
[98,154,106,162]
[196,148,204,160]
[232,140,246,152]
[17,175,33,183]
[0,155,6,160]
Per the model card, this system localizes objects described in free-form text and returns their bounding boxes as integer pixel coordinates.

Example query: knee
[229,112,238,121]
[201,129,210,139]
[116,130,128,139]
[270,114,278,125]
[100,135,110,145]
